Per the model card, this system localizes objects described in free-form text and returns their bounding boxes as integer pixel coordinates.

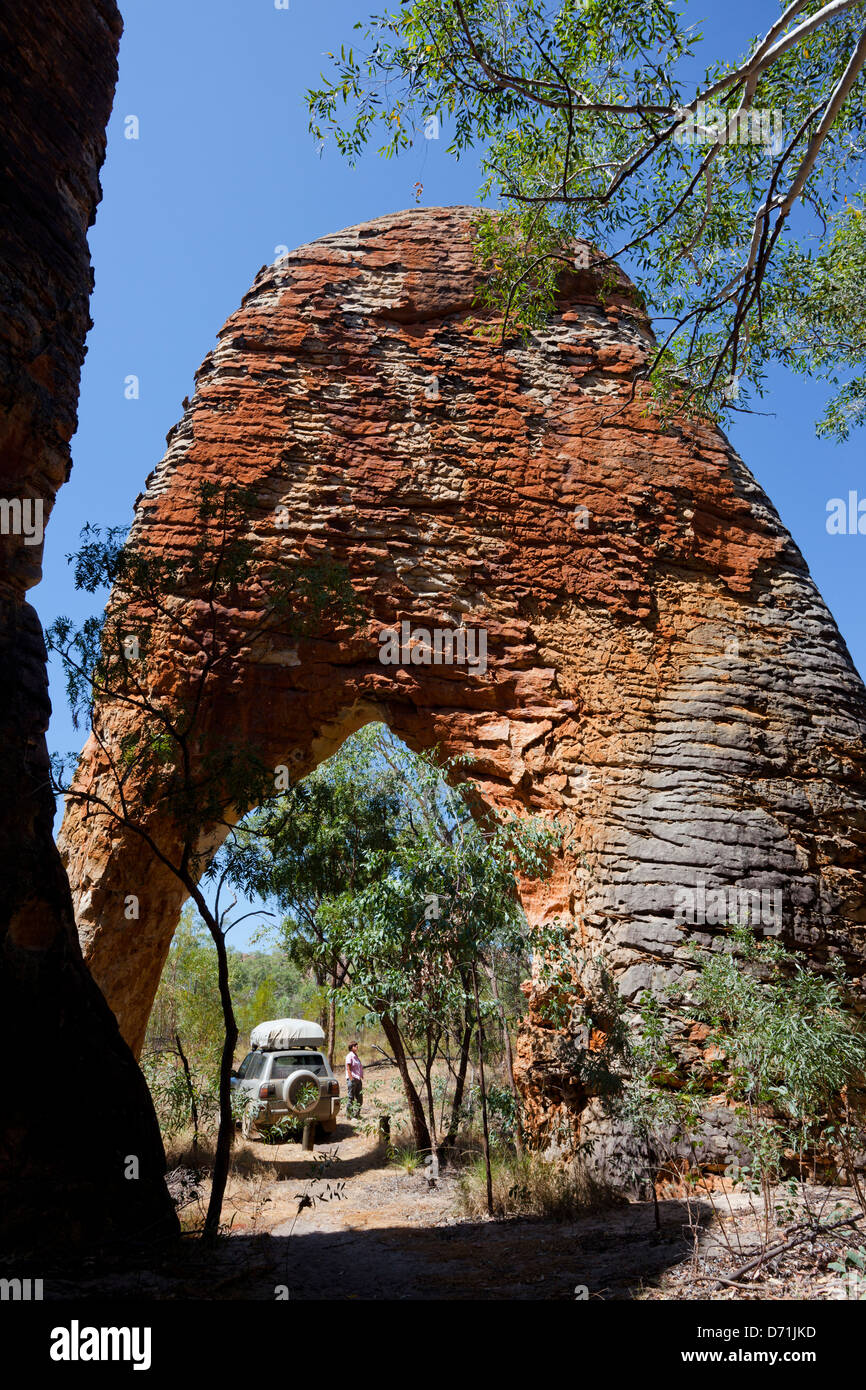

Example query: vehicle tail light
[328,1080,339,1097]
[259,1083,274,1099]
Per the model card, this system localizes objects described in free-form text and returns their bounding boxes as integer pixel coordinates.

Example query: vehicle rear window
[270,1052,327,1079]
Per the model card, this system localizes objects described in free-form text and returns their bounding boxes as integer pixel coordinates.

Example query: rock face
[60,207,866,1154]
[0,1,177,1253]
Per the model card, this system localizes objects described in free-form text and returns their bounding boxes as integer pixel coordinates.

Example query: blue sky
[42,1,866,949]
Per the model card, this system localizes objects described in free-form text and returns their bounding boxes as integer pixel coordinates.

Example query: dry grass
[165,1132,277,1236]
[164,1129,272,1179]
[456,1149,622,1222]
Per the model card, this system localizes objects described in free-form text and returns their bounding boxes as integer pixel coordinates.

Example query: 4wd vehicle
[231,1019,341,1139]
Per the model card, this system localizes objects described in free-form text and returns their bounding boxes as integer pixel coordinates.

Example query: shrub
[390,1145,423,1175]
[141,1053,220,1141]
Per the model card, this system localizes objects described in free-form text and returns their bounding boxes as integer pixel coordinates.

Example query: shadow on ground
[252,1124,385,1181]
[38,1198,710,1301]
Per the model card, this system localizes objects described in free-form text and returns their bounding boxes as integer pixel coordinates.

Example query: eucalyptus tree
[309,0,866,431]
[350,733,559,1173]
[233,725,404,1063]
[234,723,560,1168]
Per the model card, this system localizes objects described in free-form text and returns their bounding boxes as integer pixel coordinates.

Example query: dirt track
[40,1066,866,1301]
[214,1103,696,1300]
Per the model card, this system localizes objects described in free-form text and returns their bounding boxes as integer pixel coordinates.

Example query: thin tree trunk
[380,1011,431,1152]
[839,1102,866,1214]
[175,1031,199,1154]
[472,961,494,1217]
[444,1018,473,1148]
[485,962,523,1158]
[643,1125,661,1232]
[203,926,238,1244]
[439,1033,453,1136]
[327,958,337,1067]
[423,1028,439,1162]
[311,964,328,1038]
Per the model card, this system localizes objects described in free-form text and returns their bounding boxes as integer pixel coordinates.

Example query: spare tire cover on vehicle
[282,1070,323,1116]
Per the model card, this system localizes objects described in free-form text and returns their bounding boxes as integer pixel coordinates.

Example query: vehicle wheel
[318,1118,338,1138]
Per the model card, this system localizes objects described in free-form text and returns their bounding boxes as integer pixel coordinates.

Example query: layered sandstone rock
[0,0,177,1253]
[60,207,866,1154]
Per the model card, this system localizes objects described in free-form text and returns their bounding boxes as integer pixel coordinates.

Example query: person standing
[345,1041,364,1119]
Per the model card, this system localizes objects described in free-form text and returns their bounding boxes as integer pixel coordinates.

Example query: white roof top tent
[249,1018,327,1051]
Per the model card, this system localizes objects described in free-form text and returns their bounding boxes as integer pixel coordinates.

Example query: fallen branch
[714,1209,865,1289]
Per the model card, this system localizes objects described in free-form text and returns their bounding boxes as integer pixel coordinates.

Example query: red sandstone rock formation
[60,207,866,1153]
[0,0,176,1252]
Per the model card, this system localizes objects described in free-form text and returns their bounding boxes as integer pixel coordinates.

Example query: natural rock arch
[60,206,866,1146]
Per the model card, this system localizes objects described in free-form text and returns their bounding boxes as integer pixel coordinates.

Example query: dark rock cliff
[0,0,177,1255]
